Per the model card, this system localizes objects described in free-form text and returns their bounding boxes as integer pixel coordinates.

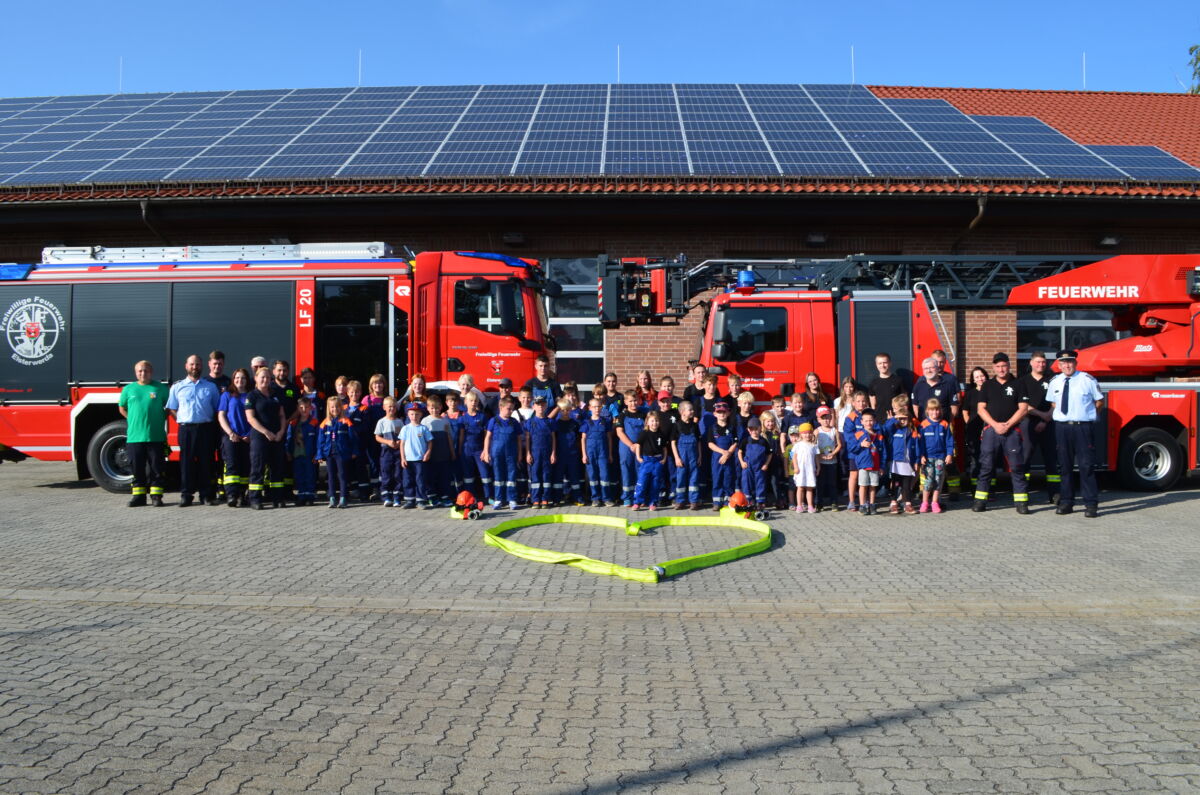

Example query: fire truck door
[709,304,790,400]
[315,280,393,395]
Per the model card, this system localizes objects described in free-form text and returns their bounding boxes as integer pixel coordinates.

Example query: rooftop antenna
[617,44,621,84]
[357,49,363,86]
[850,45,856,84]
[1082,51,1087,90]
[117,56,123,94]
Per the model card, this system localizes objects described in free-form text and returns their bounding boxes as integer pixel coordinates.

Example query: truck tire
[86,420,133,494]
[1118,427,1183,492]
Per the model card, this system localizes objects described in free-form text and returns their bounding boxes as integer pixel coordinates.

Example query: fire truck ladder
[40,242,394,264]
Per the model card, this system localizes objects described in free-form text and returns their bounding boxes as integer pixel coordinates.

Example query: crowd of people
[116,345,1105,517]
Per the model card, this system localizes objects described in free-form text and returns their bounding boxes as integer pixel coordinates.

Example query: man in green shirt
[118,360,169,507]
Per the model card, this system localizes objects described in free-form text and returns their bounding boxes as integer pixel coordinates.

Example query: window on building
[543,256,605,389]
[1016,309,1124,368]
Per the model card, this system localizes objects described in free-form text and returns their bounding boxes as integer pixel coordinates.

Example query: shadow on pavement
[574,633,1200,794]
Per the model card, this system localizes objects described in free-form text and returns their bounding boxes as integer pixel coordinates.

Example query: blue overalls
[288,416,320,503]
[581,415,613,503]
[555,413,583,504]
[740,435,771,504]
[633,430,666,507]
[316,416,359,503]
[617,410,645,506]
[673,420,701,505]
[488,416,522,505]
[459,411,492,502]
[526,415,556,504]
[376,419,402,504]
[708,422,738,507]
[345,404,373,500]
[445,412,464,495]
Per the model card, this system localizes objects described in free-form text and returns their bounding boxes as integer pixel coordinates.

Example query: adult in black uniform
[244,367,287,509]
[204,349,232,393]
[972,352,1032,514]
[868,352,910,417]
[961,366,990,493]
[1017,351,1059,504]
[270,359,300,499]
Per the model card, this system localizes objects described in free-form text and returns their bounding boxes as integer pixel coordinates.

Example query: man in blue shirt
[1046,349,1105,518]
[167,354,222,507]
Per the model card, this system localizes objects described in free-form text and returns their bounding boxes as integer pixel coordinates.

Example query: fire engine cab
[599,256,951,400]
[0,242,558,491]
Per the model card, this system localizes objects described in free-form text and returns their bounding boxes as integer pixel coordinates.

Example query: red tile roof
[0,177,1196,205]
[869,85,1200,167]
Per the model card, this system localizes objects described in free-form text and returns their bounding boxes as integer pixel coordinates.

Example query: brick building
[1,84,1198,389]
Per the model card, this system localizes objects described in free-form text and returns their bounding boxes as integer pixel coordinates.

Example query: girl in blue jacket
[919,398,956,514]
[317,396,359,508]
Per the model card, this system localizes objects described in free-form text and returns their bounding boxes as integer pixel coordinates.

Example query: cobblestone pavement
[2,461,1199,793]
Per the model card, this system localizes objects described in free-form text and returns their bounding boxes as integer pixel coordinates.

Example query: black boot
[150,494,164,507]
[128,494,146,507]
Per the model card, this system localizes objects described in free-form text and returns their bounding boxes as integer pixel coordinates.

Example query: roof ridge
[869,84,1200,99]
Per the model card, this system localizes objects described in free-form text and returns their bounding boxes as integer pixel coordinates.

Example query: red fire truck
[1007,255,1200,491]
[0,242,558,491]
[599,256,952,402]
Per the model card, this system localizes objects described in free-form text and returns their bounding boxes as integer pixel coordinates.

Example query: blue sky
[4,0,1198,97]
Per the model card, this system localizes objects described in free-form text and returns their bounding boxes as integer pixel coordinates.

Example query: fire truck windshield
[454,279,525,337]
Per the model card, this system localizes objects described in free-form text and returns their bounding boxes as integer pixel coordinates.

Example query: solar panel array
[0,84,1196,185]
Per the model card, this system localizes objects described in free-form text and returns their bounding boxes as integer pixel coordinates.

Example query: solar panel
[0,84,1196,184]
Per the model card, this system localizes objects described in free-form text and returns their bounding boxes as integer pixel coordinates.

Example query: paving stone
[1,462,1199,794]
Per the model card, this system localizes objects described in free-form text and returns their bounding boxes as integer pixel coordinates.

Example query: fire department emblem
[4,296,65,366]
[490,359,505,374]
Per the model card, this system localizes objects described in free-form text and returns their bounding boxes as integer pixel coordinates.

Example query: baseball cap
[788,425,803,436]
[746,418,761,430]
[404,402,422,412]
[533,396,547,404]
[498,377,513,387]
[1056,349,1078,361]
[713,401,729,411]
[816,406,831,417]
[798,422,814,433]
[657,389,672,400]
[992,352,1010,364]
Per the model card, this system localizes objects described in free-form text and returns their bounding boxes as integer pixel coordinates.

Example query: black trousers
[249,434,285,502]
[127,441,165,496]
[1021,418,1060,495]
[1056,421,1099,508]
[178,422,217,499]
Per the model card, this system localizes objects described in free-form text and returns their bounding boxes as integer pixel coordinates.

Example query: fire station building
[1,83,1198,387]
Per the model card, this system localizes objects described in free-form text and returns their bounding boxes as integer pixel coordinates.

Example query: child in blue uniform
[671,400,702,510]
[882,396,922,515]
[554,397,584,506]
[373,397,403,506]
[614,390,646,507]
[288,396,321,506]
[705,401,738,510]
[919,398,955,514]
[632,411,669,511]
[458,392,492,503]
[443,391,465,495]
[738,418,773,510]
[580,397,615,507]
[525,397,557,508]
[344,381,373,502]
[849,409,887,515]
[483,398,524,510]
[422,396,455,507]
[841,390,870,512]
[317,396,359,508]
[399,403,432,509]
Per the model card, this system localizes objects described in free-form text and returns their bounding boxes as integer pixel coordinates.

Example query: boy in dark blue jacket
[287,396,321,506]
[919,398,955,513]
[848,409,887,515]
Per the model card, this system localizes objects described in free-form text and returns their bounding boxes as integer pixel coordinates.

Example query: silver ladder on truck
[41,242,394,264]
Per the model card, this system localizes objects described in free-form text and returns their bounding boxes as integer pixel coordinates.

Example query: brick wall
[959,310,1018,377]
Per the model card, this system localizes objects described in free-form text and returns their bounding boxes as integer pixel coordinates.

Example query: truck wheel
[1118,427,1182,491]
[86,420,133,493]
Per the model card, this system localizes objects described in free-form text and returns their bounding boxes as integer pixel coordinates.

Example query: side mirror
[542,280,563,298]
[462,276,490,294]
[707,364,728,376]
[711,342,731,361]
